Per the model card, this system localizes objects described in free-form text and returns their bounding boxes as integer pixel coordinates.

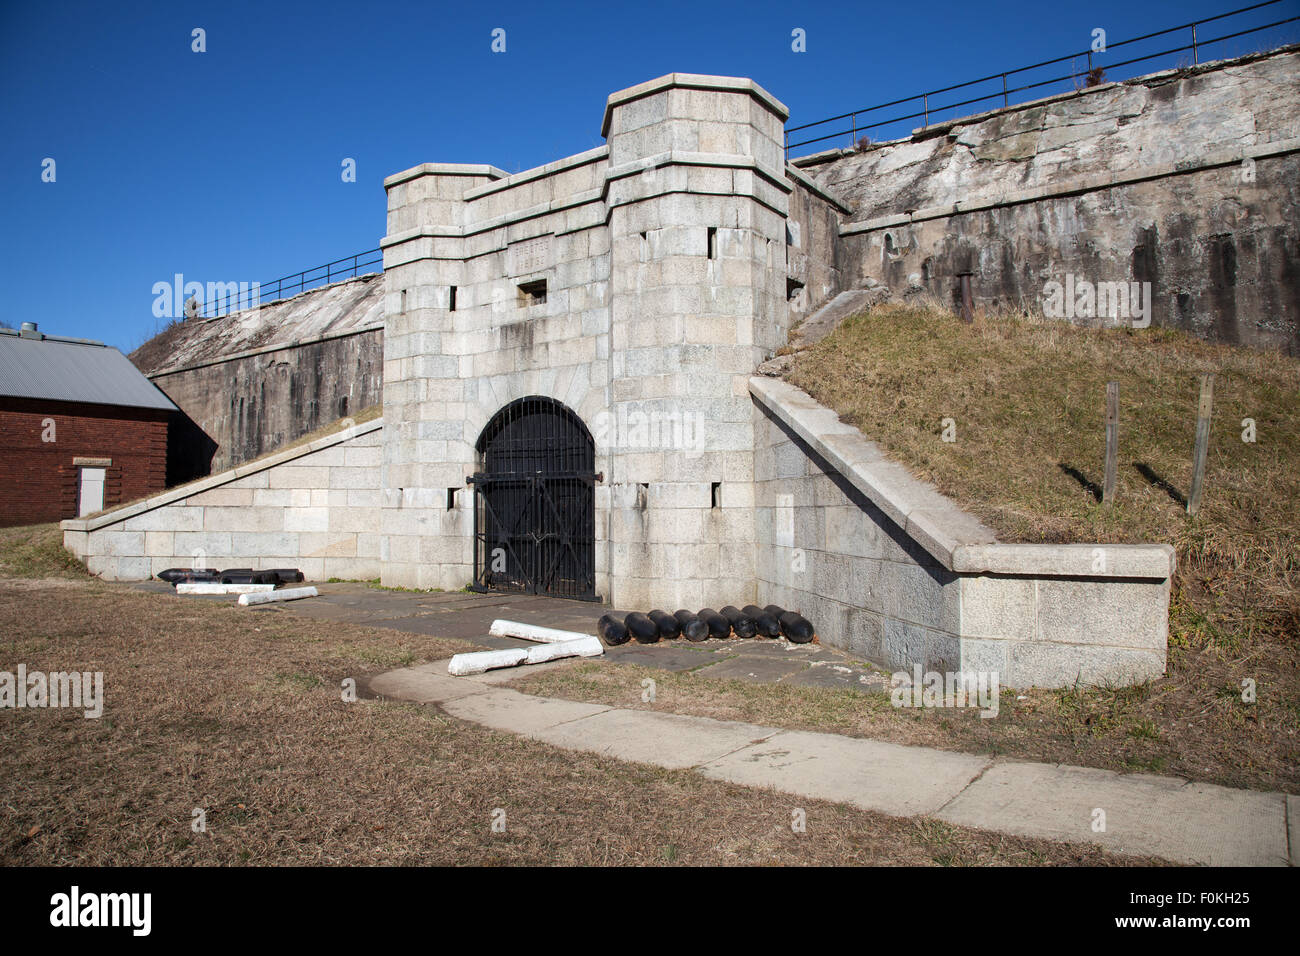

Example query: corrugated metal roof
[0,332,178,411]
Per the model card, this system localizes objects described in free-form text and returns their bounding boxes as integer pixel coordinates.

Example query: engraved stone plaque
[508,234,553,277]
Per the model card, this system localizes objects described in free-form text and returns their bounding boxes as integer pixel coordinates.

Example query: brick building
[0,323,176,527]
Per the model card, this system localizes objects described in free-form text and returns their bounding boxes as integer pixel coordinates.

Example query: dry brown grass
[761,304,1300,791]
[0,524,93,581]
[0,575,1162,865]
[514,655,1291,792]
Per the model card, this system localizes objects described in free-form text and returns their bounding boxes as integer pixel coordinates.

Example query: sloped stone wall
[797,48,1300,352]
[63,421,384,582]
[133,276,385,478]
[751,377,1172,688]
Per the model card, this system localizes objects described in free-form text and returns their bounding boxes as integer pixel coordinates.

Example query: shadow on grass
[1058,463,1102,502]
[1134,462,1186,507]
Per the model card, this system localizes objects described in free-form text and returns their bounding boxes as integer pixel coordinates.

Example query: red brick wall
[0,397,169,527]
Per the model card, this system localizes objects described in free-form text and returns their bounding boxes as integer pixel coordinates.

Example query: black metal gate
[468,397,598,601]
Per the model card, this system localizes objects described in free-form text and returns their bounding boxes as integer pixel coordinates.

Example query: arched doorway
[468,396,598,600]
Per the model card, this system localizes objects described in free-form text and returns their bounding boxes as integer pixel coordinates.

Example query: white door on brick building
[78,467,105,516]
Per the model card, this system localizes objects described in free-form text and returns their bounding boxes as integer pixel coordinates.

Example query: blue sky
[1,0,1295,351]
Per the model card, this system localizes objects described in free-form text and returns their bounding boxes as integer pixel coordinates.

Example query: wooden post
[1188,374,1214,516]
[1103,381,1119,506]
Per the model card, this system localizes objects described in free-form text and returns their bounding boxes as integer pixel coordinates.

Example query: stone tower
[378,74,792,606]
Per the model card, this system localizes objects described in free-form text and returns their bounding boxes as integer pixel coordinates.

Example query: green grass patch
[0,524,91,579]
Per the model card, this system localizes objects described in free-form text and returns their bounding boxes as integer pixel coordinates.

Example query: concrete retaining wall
[796,47,1300,353]
[132,275,385,477]
[62,420,385,582]
[784,167,848,320]
[751,376,1172,688]
[150,327,384,478]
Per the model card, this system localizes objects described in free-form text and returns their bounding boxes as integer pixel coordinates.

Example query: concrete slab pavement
[699,730,992,817]
[363,662,492,704]
[146,580,628,649]
[1290,796,1299,865]
[441,689,611,734]
[603,643,724,671]
[151,581,888,687]
[934,761,1292,867]
[692,656,806,682]
[529,709,782,771]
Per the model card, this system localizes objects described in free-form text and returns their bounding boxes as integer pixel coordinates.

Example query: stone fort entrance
[468,397,598,601]
[64,66,1209,686]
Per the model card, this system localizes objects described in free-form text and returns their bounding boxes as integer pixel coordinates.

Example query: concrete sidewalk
[362,661,1296,867]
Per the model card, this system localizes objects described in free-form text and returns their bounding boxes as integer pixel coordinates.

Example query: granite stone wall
[64,421,384,583]
[66,65,1219,688]
[797,47,1300,352]
[751,377,1172,688]
[378,75,794,605]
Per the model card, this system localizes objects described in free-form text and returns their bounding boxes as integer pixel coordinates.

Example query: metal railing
[197,248,383,318]
[785,1,1300,155]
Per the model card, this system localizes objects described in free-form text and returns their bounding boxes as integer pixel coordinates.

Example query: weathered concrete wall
[150,327,384,476]
[784,169,848,321]
[132,275,385,477]
[804,49,1299,219]
[751,377,1172,688]
[836,152,1300,351]
[63,420,384,582]
[797,47,1300,352]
